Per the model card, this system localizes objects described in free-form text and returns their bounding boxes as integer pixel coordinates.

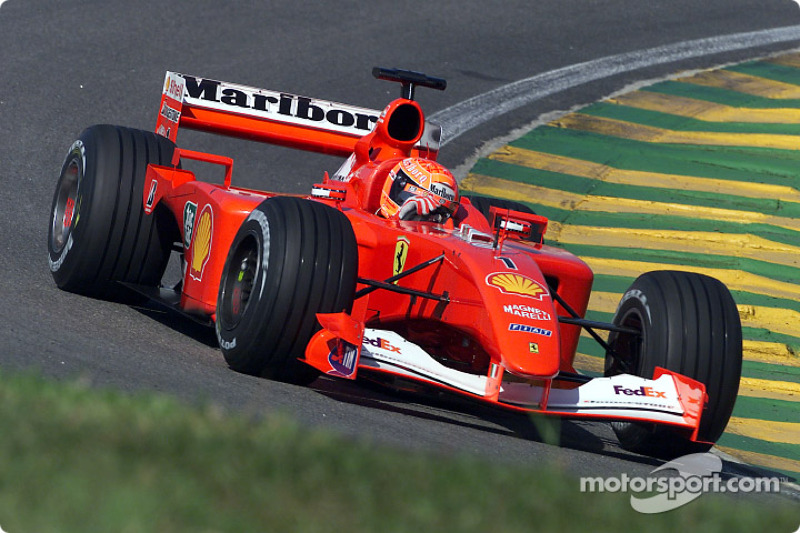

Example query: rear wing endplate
[156,71,441,158]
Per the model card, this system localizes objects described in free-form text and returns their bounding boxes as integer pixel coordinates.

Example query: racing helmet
[378,158,459,222]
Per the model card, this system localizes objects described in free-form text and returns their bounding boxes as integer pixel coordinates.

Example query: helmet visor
[388,168,422,207]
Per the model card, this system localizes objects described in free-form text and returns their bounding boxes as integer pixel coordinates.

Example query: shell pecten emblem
[189,204,213,281]
[486,272,549,300]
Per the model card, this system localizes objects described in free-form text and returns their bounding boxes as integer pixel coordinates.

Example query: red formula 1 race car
[48,68,742,458]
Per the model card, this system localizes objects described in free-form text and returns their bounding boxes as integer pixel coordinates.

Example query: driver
[378,158,459,223]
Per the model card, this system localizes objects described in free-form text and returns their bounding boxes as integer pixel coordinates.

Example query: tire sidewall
[48,136,102,288]
[609,284,663,376]
[607,282,664,450]
[215,208,272,372]
[48,140,83,280]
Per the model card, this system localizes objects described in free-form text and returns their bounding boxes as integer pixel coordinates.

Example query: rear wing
[156,71,441,158]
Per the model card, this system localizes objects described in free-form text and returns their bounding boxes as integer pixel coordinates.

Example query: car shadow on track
[310,375,800,502]
[130,302,219,348]
[309,373,663,468]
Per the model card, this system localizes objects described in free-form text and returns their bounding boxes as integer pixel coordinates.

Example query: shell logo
[486,272,548,300]
[189,204,213,281]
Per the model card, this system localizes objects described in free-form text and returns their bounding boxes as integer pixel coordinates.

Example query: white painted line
[432,24,800,145]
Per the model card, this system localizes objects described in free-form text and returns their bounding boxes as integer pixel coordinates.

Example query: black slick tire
[604,270,742,458]
[216,196,358,385]
[48,124,178,298]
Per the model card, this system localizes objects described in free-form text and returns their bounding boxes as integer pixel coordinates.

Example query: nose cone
[482,271,561,378]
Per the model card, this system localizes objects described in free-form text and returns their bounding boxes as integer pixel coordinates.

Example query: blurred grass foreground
[0,370,796,532]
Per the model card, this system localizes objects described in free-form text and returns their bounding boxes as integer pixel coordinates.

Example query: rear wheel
[605,270,742,458]
[48,125,178,298]
[216,196,358,385]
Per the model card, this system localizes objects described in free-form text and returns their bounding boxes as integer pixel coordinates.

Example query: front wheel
[216,196,358,385]
[605,270,742,458]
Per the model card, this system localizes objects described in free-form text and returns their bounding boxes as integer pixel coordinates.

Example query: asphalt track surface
[2,0,800,501]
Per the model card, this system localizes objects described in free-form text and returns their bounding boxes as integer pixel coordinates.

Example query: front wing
[306,326,707,442]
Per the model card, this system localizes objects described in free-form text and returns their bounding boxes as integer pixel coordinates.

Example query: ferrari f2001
[48,68,742,458]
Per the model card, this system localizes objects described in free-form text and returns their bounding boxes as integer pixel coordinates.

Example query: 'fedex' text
[613,385,667,398]
[365,336,401,354]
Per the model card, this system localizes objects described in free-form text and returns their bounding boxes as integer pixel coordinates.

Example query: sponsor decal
[509,323,552,337]
[164,72,185,100]
[246,209,271,291]
[158,73,186,141]
[486,272,549,300]
[529,342,539,354]
[503,304,551,321]
[364,336,401,354]
[429,182,455,202]
[613,385,667,399]
[328,340,358,377]
[183,201,198,248]
[618,289,651,321]
[145,180,158,212]
[181,74,379,135]
[214,320,236,351]
[401,159,431,186]
[393,236,409,280]
[160,101,181,123]
[218,337,237,351]
[189,204,213,281]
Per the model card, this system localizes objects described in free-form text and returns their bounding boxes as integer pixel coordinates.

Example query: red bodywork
[143,72,706,438]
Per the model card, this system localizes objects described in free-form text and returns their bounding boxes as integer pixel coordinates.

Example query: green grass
[0,371,797,532]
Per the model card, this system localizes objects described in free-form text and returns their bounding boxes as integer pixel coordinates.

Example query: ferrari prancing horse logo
[393,236,410,282]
